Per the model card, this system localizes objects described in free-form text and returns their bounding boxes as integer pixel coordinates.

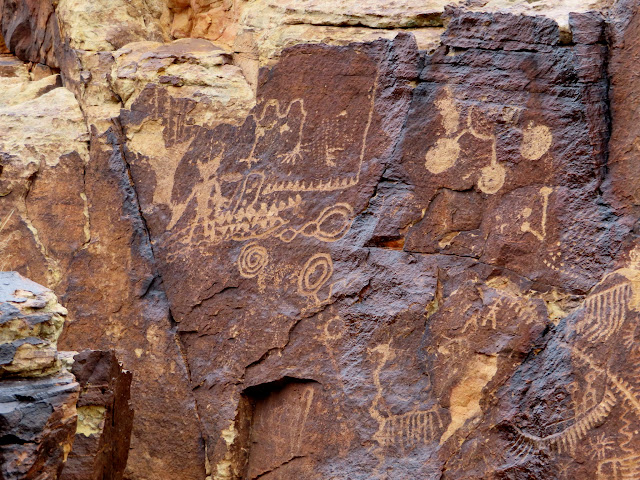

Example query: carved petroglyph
[571,348,640,418]
[425,98,507,193]
[424,88,462,175]
[276,203,355,244]
[249,383,315,462]
[298,253,334,304]
[466,106,506,195]
[591,432,617,462]
[520,122,553,161]
[573,246,640,342]
[543,241,581,280]
[425,88,552,195]
[323,315,346,341]
[520,187,553,241]
[575,283,632,343]
[461,292,537,334]
[597,454,640,480]
[510,249,640,470]
[369,344,444,451]
[237,243,269,278]
[164,68,380,254]
[424,137,461,175]
[239,99,307,168]
[376,408,444,450]
[293,386,315,451]
[509,389,617,461]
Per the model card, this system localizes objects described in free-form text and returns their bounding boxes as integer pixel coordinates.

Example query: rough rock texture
[0,272,67,377]
[0,0,58,67]
[3,0,640,479]
[0,47,204,480]
[59,350,133,480]
[0,372,79,480]
[0,271,79,479]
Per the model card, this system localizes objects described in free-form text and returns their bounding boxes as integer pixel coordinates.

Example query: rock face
[0,272,133,479]
[60,350,133,480]
[3,0,640,479]
[0,272,79,479]
[0,372,79,480]
[0,272,67,377]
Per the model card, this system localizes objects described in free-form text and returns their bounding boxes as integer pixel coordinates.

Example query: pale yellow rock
[0,74,90,287]
[76,405,107,436]
[440,353,498,443]
[239,0,614,32]
[236,25,444,74]
[174,0,617,65]
[468,0,614,33]
[68,50,123,132]
[111,38,254,124]
[239,0,449,30]
[0,86,89,169]
[55,0,170,51]
[0,75,60,108]
[0,55,30,89]
[109,38,254,227]
[0,272,69,377]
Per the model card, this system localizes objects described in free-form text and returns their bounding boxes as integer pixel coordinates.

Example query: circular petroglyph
[237,243,268,278]
[306,203,354,242]
[425,137,460,174]
[520,122,552,160]
[324,316,346,340]
[298,253,333,298]
[477,163,506,194]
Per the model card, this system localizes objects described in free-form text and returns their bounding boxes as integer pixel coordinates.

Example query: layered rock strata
[0,372,79,480]
[2,0,640,479]
[0,272,67,376]
[0,272,79,479]
[0,273,133,480]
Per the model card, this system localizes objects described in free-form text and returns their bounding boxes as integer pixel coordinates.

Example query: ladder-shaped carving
[377,408,443,450]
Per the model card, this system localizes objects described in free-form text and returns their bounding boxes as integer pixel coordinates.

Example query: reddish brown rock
[59,350,133,480]
[119,7,639,478]
[3,0,640,479]
[121,33,421,476]
[0,0,59,67]
[0,52,205,479]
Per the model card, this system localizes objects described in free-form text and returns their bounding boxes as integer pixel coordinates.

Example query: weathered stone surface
[0,272,67,377]
[0,0,59,67]
[110,38,254,119]
[60,349,133,480]
[0,371,79,480]
[118,6,638,478]
[3,0,640,479]
[54,0,169,52]
[54,125,207,480]
[0,53,204,479]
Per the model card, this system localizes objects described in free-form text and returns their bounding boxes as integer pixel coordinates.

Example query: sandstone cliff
[2,0,640,479]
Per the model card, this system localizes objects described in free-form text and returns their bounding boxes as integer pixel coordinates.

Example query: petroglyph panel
[122,36,420,478]
[110,8,634,479]
[398,27,619,294]
[494,246,640,478]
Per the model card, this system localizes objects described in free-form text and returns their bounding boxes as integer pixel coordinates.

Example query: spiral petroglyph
[237,243,269,278]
